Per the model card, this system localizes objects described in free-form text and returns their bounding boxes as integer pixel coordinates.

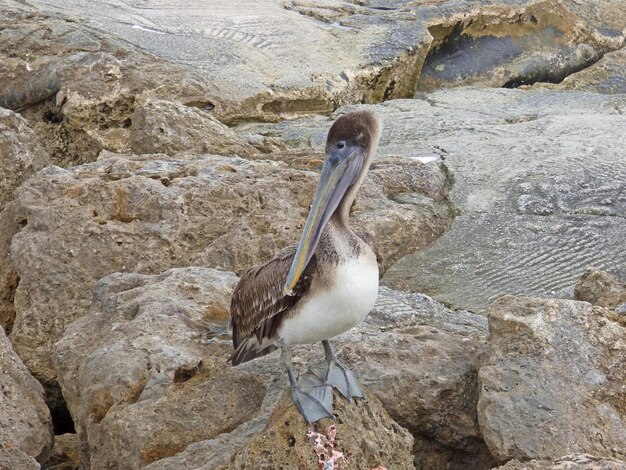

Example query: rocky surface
[0,107,49,211]
[48,433,79,470]
[478,296,626,463]
[539,47,626,94]
[52,265,492,469]
[1,150,450,415]
[494,454,626,469]
[229,389,414,470]
[0,328,52,466]
[129,100,257,157]
[575,268,626,310]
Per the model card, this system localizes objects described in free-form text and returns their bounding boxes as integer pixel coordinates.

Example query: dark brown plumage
[229,247,316,365]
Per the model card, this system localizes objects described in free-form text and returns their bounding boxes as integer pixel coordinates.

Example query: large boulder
[238,89,626,313]
[0,328,53,466]
[53,267,263,469]
[478,296,626,463]
[228,389,415,470]
[0,108,49,210]
[55,264,493,468]
[0,150,449,413]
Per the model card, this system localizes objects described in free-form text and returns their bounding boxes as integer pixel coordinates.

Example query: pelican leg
[281,347,334,423]
[309,340,365,402]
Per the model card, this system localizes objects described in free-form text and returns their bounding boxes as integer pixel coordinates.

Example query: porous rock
[1,150,448,413]
[54,267,265,469]
[229,389,415,470]
[129,100,257,157]
[143,287,494,469]
[478,296,626,463]
[0,327,53,465]
[575,268,626,310]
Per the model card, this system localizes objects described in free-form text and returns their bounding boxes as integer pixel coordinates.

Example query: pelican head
[283,110,382,295]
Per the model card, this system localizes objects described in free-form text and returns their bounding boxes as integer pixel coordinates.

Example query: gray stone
[494,454,626,470]
[478,296,626,463]
[537,47,626,94]
[0,107,49,210]
[129,100,257,157]
[0,328,53,465]
[0,448,40,470]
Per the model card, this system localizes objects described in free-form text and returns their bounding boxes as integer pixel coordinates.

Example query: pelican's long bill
[283,144,364,295]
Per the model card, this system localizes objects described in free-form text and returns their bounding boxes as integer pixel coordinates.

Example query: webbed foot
[291,371,334,423]
[309,359,364,402]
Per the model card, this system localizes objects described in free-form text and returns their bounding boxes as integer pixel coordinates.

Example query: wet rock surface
[0,328,52,466]
[478,296,626,463]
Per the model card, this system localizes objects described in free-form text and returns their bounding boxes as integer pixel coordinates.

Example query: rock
[369,89,625,312]
[54,261,492,468]
[0,8,220,166]
[0,328,53,465]
[575,268,626,309]
[228,389,415,470]
[52,267,265,469]
[537,47,626,94]
[0,448,40,470]
[494,454,626,470]
[129,100,257,157]
[1,149,446,412]
[0,107,49,210]
[478,296,626,463]
[142,286,494,469]
[48,433,79,470]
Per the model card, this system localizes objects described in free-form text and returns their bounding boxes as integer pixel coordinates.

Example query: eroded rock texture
[0,150,449,416]
[0,328,52,467]
[0,107,48,211]
[478,296,626,463]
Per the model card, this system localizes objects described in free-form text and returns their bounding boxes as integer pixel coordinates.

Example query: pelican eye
[336,141,345,150]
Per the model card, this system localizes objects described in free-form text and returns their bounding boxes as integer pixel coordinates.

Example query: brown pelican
[229,110,381,423]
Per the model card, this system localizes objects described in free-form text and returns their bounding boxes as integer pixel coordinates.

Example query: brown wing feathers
[229,246,315,365]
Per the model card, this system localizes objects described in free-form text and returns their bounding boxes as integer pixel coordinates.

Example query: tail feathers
[229,336,278,366]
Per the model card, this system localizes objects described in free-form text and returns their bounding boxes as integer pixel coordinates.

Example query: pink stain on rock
[306,425,348,470]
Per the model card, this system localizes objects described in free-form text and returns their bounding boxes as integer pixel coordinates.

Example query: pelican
[229,110,381,423]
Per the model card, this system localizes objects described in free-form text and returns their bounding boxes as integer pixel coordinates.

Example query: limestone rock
[575,268,626,309]
[48,433,79,470]
[0,448,40,470]
[0,108,49,210]
[129,100,257,157]
[538,46,626,94]
[229,389,415,470]
[53,267,264,469]
[1,150,446,412]
[494,454,626,470]
[144,287,494,469]
[478,296,626,463]
[0,328,53,465]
